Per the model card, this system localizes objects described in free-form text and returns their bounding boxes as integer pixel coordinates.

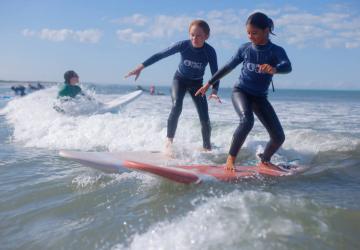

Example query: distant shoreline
[0,80,359,92]
[0,80,58,84]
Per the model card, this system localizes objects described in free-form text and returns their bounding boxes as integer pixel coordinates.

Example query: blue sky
[1,0,359,90]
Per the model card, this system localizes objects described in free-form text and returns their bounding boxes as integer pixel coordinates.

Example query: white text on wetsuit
[245,62,266,74]
[184,60,203,70]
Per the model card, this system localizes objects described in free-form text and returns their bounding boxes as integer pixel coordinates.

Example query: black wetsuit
[168,72,211,149]
[229,90,285,161]
[142,40,219,149]
[208,41,291,161]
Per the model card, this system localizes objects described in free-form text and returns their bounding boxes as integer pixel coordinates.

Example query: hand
[225,165,235,172]
[195,83,211,97]
[124,64,144,81]
[209,94,222,103]
[259,64,276,75]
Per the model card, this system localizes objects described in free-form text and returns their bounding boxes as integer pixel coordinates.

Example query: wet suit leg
[229,90,255,156]
[252,97,285,162]
[167,77,187,139]
[188,84,211,149]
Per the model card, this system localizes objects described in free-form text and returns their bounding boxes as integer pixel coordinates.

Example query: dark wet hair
[189,19,210,36]
[246,12,275,35]
[64,70,79,83]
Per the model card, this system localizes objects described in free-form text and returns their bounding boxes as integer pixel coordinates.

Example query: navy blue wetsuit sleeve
[208,46,245,85]
[208,48,220,91]
[274,47,292,74]
[142,41,185,67]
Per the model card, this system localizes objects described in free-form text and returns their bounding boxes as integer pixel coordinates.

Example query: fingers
[124,69,140,80]
[224,165,235,172]
[209,94,222,103]
[265,65,273,74]
[196,83,211,96]
[125,65,144,80]
[258,64,265,72]
[259,64,275,74]
[124,70,136,79]
[124,72,131,79]
[259,64,269,73]
[195,88,204,96]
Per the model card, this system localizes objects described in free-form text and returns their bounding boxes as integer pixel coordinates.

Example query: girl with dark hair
[58,70,82,98]
[196,12,292,171]
[126,20,221,152]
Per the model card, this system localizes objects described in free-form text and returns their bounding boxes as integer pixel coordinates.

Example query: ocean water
[0,82,360,250]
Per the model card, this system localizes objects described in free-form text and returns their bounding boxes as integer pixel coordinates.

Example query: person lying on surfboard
[125,19,221,152]
[196,12,292,171]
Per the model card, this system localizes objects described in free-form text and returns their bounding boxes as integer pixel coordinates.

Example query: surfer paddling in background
[125,20,221,153]
[196,12,292,171]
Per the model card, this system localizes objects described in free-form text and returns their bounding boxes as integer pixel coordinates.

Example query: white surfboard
[59,150,175,173]
[98,90,142,113]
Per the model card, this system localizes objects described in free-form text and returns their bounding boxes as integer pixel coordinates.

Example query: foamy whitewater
[1,83,359,249]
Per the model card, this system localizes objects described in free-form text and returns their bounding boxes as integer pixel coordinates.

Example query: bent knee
[239,114,254,130]
[273,132,285,145]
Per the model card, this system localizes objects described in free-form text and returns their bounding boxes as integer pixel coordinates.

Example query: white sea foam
[2,87,359,166]
[1,87,167,151]
[113,190,329,250]
[71,171,157,190]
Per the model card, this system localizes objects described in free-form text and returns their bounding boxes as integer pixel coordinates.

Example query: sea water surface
[0,82,359,250]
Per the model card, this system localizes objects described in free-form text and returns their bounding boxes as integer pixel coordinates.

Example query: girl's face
[69,76,79,85]
[246,24,269,45]
[189,25,208,48]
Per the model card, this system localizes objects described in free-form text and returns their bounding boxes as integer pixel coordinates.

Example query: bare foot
[257,161,284,171]
[197,147,212,153]
[225,155,236,171]
[164,138,174,158]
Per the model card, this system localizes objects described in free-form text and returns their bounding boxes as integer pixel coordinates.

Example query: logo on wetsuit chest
[183,60,203,70]
[245,62,267,74]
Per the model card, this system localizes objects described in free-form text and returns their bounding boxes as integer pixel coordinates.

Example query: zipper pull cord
[271,79,275,92]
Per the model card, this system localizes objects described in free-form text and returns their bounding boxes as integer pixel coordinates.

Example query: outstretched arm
[196,47,244,97]
[125,41,184,81]
[195,65,233,99]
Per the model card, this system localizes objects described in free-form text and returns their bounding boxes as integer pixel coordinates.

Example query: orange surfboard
[59,150,308,184]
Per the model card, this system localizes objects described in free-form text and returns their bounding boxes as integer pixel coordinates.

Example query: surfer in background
[37,82,45,89]
[196,12,292,171]
[58,70,82,98]
[28,82,45,91]
[11,85,26,96]
[55,70,94,113]
[150,85,155,95]
[125,20,221,152]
